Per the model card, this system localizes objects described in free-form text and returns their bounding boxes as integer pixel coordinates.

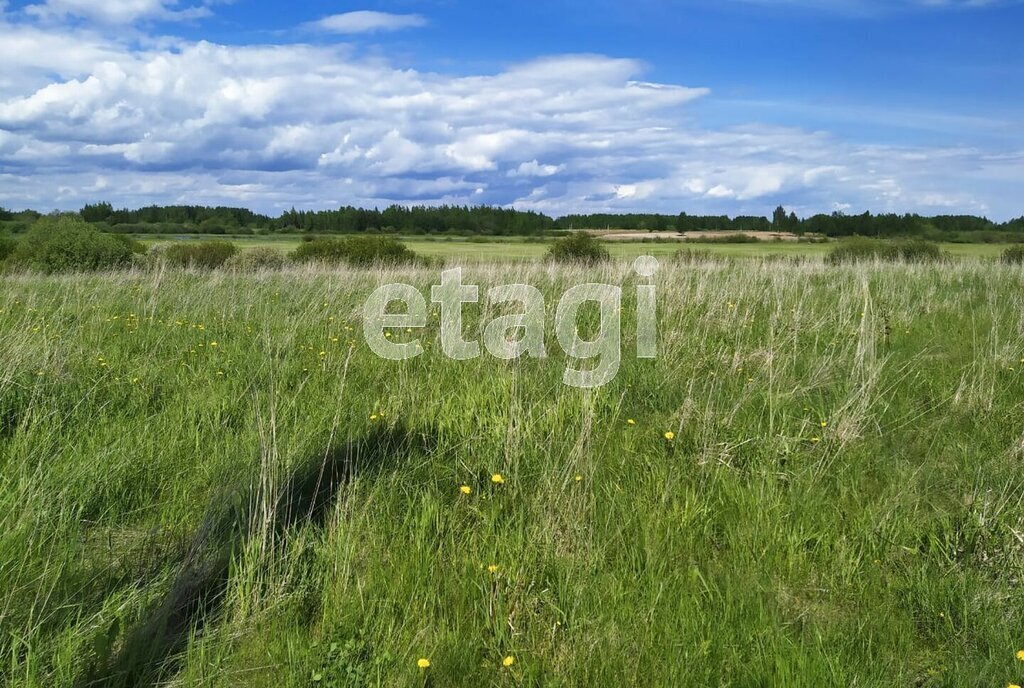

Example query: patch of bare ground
[590,230,805,241]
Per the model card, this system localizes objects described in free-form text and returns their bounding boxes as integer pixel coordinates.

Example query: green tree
[772,205,788,229]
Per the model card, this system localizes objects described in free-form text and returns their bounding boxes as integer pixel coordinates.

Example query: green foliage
[0,232,17,263]
[7,215,136,273]
[162,241,239,269]
[80,202,271,230]
[1001,244,1024,265]
[223,247,288,271]
[3,263,1024,686]
[892,239,947,262]
[545,231,610,264]
[55,200,1024,241]
[80,202,114,223]
[278,204,553,236]
[289,236,419,266]
[685,233,761,244]
[827,237,947,264]
[306,634,393,687]
[826,237,891,263]
[673,247,713,263]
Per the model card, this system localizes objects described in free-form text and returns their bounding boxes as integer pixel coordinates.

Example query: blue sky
[0,0,1021,219]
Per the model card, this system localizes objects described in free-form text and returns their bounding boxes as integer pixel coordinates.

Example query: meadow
[2,257,1024,686]
[136,234,1010,261]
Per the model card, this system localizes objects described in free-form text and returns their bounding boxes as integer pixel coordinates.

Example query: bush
[290,236,418,266]
[7,215,137,273]
[673,248,712,264]
[1001,245,1024,265]
[827,237,946,264]
[893,239,946,262]
[0,233,16,263]
[223,247,287,271]
[163,241,239,269]
[684,233,760,244]
[545,232,610,264]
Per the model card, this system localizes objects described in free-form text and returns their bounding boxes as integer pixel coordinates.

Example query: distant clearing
[595,230,805,242]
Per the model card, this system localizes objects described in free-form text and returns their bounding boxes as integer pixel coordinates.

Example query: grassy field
[136,234,1010,260]
[2,259,1024,686]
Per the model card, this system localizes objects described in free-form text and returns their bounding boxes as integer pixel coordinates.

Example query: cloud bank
[0,8,1020,218]
[24,0,211,24]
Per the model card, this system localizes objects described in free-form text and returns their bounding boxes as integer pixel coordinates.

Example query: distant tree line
[798,211,1024,242]
[555,213,777,232]
[80,203,272,234]
[0,203,1022,242]
[274,205,554,235]
[553,206,1024,242]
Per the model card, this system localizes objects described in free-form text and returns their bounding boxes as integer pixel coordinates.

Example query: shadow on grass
[78,423,425,688]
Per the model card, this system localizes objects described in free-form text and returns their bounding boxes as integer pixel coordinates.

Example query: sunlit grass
[1,259,1023,686]
[135,234,1009,260]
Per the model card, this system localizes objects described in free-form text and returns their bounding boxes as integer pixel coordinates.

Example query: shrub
[0,233,16,263]
[684,233,760,244]
[1001,245,1024,265]
[827,237,946,264]
[7,215,136,273]
[893,239,946,262]
[290,236,418,266]
[223,247,287,271]
[673,248,712,264]
[827,237,886,264]
[545,232,610,264]
[163,241,239,269]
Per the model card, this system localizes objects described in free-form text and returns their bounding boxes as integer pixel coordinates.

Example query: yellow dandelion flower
[627,418,636,425]
[502,656,515,667]
[1009,684,1021,688]
[460,485,472,495]
[575,475,583,482]
[417,658,431,669]
[820,421,828,428]
[370,414,379,421]
[1016,649,1024,661]
[209,341,218,347]
[491,473,505,484]
[664,431,675,441]
[811,437,821,443]
[487,564,499,573]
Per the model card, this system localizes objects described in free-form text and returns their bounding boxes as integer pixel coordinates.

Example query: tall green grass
[1,260,1023,686]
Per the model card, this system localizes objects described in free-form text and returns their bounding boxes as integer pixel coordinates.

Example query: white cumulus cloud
[25,0,211,24]
[0,12,1019,219]
[509,160,566,177]
[308,11,426,34]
